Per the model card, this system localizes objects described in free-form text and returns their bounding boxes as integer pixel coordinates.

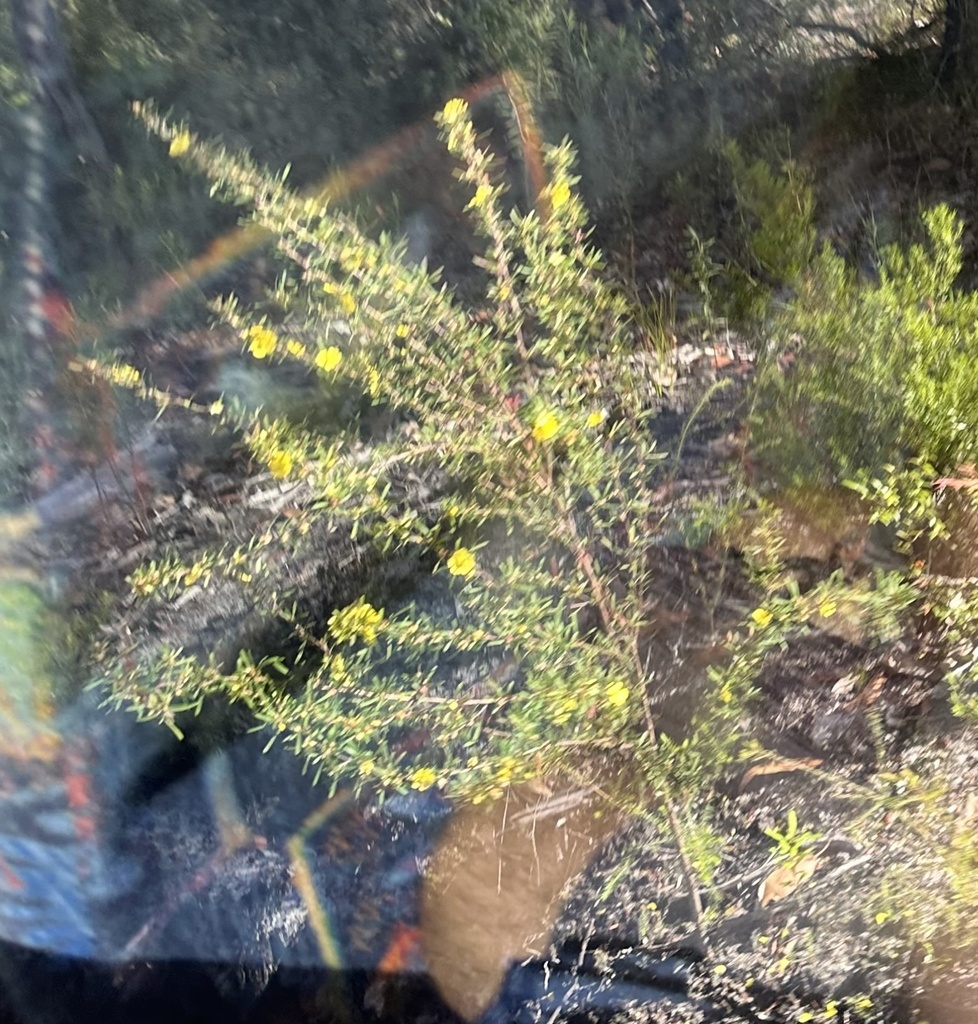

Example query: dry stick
[663,795,710,952]
[556,479,710,945]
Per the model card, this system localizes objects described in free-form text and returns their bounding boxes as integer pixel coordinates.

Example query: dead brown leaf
[853,673,887,708]
[759,854,823,908]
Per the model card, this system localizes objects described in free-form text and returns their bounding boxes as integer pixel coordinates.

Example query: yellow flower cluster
[328,598,385,645]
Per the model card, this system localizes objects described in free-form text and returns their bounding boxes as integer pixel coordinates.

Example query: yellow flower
[340,292,357,316]
[818,598,837,618]
[395,323,410,338]
[441,97,468,121]
[532,410,560,443]
[328,598,385,645]
[285,338,307,358]
[550,180,571,210]
[208,398,225,416]
[446,547,476,578]
[268,449,294,479]
[586,409,606,428]
[168,131,191,157]
[410,766,438,790]
[315,346,343,373]
[750,607,773,628]
[359,759,376,776]
[328,653,348,682]
[471,183,493,209]
[246,325,278,360]
[606,680,630,708]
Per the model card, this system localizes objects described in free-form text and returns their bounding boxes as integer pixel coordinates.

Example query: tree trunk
[942,0,978,89]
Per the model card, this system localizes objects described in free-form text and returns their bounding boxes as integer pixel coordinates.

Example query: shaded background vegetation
[2,0,971,312]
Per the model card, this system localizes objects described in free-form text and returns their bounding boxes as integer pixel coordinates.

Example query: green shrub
[743,183,978,488]
[98,97,745,806]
